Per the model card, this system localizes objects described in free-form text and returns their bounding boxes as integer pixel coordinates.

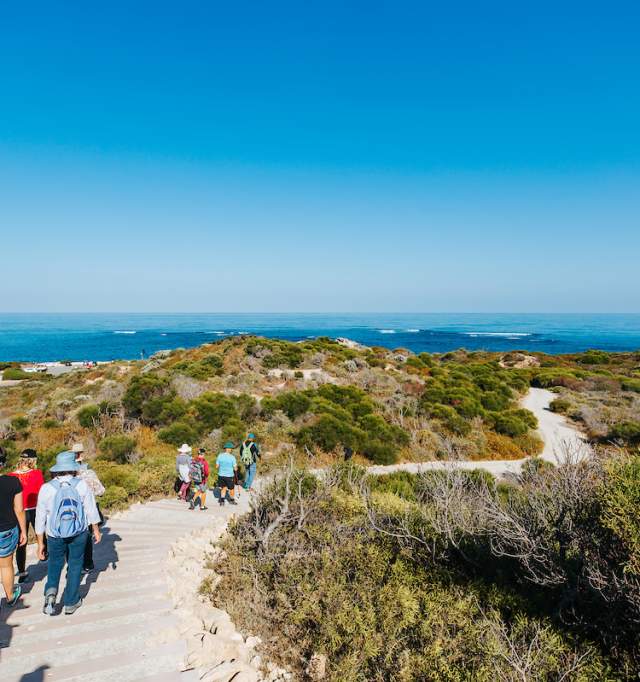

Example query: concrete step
[3,640,187,682]
[0,602,173,648]
[1,599,173,637]
[1,614,176,662]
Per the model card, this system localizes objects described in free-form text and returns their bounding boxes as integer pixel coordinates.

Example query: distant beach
[0,313,639,362]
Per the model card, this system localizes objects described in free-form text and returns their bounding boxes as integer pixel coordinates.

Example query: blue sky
[1,1,638,312]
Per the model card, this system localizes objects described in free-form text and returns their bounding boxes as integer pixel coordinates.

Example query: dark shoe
[218,498,225,506]
[200,506,208,511]
[64,599,83,615]
[82,563,94,574]
[43,592,56,616]
[16,571,29,584]
[6,585,21,607]
[228,499,237,506]
[188,505,194,510]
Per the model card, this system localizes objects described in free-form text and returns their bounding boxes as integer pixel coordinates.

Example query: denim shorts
[0,525,19,558]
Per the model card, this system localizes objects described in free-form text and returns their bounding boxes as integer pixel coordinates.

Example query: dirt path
[367,387,589,479]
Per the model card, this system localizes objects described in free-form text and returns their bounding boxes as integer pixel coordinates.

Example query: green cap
[223,441,235,449]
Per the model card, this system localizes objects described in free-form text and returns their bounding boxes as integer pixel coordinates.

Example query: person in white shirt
[36,451,101,616]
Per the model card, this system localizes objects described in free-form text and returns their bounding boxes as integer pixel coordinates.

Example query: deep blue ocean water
[1,313,639,362]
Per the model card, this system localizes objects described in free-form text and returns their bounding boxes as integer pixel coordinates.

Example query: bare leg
[0,554,15,599]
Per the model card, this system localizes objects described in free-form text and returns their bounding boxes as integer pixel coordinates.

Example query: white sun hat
[71,443,85,454]
[177,443,192,454]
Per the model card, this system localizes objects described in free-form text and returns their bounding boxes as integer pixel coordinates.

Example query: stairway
[0,493,251,682]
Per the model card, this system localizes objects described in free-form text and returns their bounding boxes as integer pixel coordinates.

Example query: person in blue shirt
[215,442,238,506]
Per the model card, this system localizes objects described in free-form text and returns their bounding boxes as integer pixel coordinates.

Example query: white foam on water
[406,329,420,333]
[113,330,136,334]
[465,332,531,338]
[378,329,396,334]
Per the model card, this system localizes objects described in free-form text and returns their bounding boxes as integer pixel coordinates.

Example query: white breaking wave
[465,332,531,338]
[113,331,136,334]
[406,329,420,333]
[378,329,396,334]
[160,333,167,336]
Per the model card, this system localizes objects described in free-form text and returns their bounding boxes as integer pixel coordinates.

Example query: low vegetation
[0,338,638,511]
[210,452,640,680]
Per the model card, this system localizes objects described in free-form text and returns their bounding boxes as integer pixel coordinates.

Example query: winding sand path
[0,494,253,682]
[367,387,588,479]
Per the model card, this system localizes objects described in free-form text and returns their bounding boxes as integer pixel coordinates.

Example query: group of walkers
[175,433,261,508]
[0,443,104,615]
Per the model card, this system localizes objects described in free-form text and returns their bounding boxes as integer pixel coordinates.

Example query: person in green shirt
[215,442,238,506]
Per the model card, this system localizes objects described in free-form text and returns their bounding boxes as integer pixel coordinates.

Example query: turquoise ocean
[1,313,639,362]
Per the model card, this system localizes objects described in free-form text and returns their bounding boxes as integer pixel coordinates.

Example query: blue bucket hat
[50,450,80,473]
[223,441,235,449]
[247,433,256,440]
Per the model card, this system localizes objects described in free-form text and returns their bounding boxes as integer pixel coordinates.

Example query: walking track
[0,388,584,680]
[0,495,251,682]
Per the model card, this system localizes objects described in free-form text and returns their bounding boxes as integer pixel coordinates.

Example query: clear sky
[1,1,638,313]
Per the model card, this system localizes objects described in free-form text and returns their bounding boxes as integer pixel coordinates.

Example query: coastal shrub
[0,362,18,371]
[99,435,136,463]
[192,393,237,431]
[92,461,140,494]
[122,374,173,420]
[578,350,611,365]
[362,440,397,464]
[212,466,612,681]
[484,432,525,460]
[173,354,223,379]
[2,368,32,380]
[42,418,60,429]
[262,392,311,420]
[425,404,472,436]
[77,405,100,428]
[142,396,187,427]
[233,393,259,421]
[100,485,129,509]
[11,415,29,431]
[549,398,571,413]
[513,432,544,456]
[608,422,640,445]
[489,412,529,438]
[158,421,199,447]
[622,378,640,393]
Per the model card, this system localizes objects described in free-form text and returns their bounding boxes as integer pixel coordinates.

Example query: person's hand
[37,544,46,560]
[19,531,27,546]
[93,529,102,544]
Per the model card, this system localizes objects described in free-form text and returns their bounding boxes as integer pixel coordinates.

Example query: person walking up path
[240,433,261,491]
[9,448,45,583]
[188,448,209,511]
[176,444,192,502]
[0,465,27,609]
[35,450,102,616]
[216,442,238,506]
[72,443,105,573]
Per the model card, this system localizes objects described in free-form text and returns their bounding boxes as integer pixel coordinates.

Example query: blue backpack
[49,478,86,538]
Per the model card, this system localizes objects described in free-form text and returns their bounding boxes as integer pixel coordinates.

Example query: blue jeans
[45,530,88,606]
[244,462,257,489]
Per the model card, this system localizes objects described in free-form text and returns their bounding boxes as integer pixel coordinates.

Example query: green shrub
[158,421,199,446]
[490,413,529,438]
[192,392,237,431]
[608,422,640,445]
[92,462,140,494]
[578,349,610,365]
[142,396,187,426]
[263,391,311,420]
[123,374,173,420]
[622,378,640,393]
[362,440,397,464]
[99,435,137,463]
[11,415,29,431]
[2,368,32,380]
[173,354,224,379]
[549,398,571,414]
[77,405,100,428]
[101,485,129,509]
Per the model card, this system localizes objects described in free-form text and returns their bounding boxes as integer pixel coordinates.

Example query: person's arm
[79,482,102,544]
[35,484,49,560]
[233,455,238,472]
[13,490,27,546]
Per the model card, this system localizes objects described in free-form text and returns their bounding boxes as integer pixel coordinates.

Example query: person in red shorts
[10,449,46,583]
